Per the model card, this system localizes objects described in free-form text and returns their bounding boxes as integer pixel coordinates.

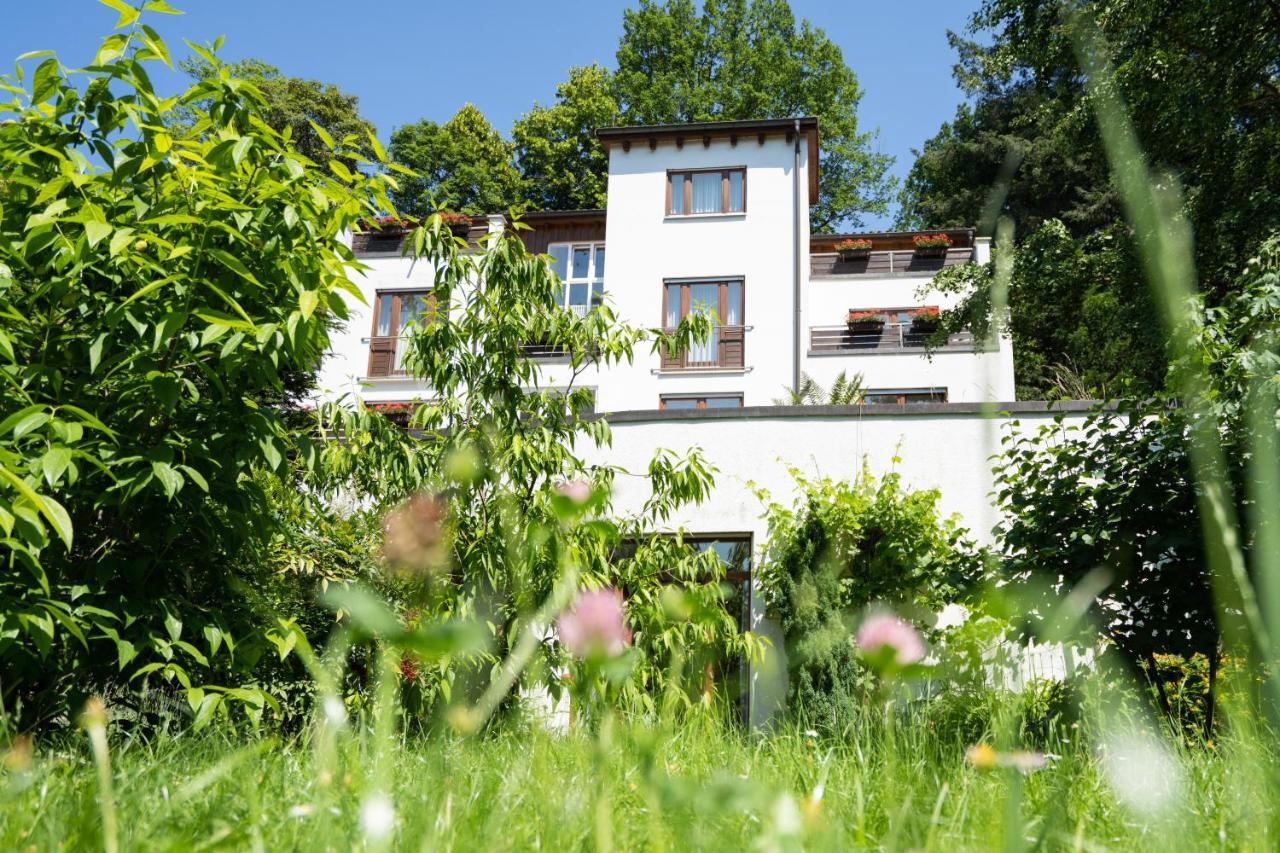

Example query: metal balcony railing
[809,323,978,354]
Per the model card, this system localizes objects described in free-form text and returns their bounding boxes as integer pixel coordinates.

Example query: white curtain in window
[688,283,719,363]
[691,172,720,214]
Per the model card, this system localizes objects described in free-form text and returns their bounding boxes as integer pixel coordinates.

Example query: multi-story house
[317,117,1082,723]
[319,116,1013,412]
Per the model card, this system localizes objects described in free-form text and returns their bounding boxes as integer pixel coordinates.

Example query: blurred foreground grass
[2,703,1273,852]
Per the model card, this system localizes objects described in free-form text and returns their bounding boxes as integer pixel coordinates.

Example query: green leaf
[258,437,283,472]
[322,585,400,637]
[123,276,177,305]
[178,464,208,492]
[206,249,261,287]
[143,0,183,13]
[13,410,50,439]
[307,120,335,151]
[89,333,108,374]
[15,50,56,62]
[31,58,59,103]
[231,135,252,166]
[139,24,172,67]
[84,220,112,247]
[97,0,140,28]
[0,467,73,550]
[93,33,129,66]
[299,290,319,319]
[40,447,72,486]
[191,692,222,731]
[151,461,183,497]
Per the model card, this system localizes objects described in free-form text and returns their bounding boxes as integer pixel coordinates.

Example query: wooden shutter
[719,325,744,368]
[368,336,396,377]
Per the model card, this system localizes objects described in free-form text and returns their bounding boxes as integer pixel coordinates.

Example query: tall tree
[613,0,895,231]
[512,64,620,211]
[178,57,375,167]
[902,0,1280,396]
[389,104,525,217]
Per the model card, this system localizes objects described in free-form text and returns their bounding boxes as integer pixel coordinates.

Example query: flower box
[834,238,874,261]
[847,309,889,329]
[912,233,953,258]
[910,308,942,331]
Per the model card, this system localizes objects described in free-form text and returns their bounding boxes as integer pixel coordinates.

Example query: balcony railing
[809,323,978,354]
[659,324,747,371]
[811,247,971,278]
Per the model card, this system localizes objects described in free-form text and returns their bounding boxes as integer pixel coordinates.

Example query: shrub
[0,15,395,728]
[756,465,984,727]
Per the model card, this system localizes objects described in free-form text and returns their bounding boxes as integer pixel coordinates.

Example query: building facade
[318,117,1015,412]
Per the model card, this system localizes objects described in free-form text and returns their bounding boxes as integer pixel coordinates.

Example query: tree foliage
[0,12,396,728]
[901,0,1280,396]
[757,467,981,726]
[512,64,618,212]
[990,235,1280,719]
[924,220,1167,397]
[177,56,375,168]
[613,0,895,231]
[388,105,525,217]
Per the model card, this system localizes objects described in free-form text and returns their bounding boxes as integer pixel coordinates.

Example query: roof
[596,117,821,204]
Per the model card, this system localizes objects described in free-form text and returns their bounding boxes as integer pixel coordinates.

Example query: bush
[756,465,984,728]
[0,17,394,728]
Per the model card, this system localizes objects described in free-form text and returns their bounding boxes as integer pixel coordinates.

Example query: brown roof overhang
[596,117,820,204]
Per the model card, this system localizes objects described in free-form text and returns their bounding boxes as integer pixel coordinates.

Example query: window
[863,388,948,405]
[668,168,746,216]
[661,280,745,369]
[660,394,744,410]
[548,242,605,315]
[368,290,437,377]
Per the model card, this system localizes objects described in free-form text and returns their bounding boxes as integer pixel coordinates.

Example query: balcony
[809,323,980,355]
[658,325,747,372]
[810,247,972,278]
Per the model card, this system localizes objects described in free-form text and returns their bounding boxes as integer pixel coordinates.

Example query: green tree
[177,56,375,167]
[0,14,394,728]
[307,214,763,724]
[512,64,619,211]
[388,104,525,217]
[899,0,1280,394]
[924,220,1167,397]
[613,0,895,231]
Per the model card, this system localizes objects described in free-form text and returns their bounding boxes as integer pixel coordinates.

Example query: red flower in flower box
[912,233,953,257]
[834,238,874,261]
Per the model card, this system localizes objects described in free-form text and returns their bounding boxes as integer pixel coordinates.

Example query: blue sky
[2,1,980,228]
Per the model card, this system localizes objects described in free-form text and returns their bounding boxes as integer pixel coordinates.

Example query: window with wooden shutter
[367,290,437,378]
[661,280,745,370]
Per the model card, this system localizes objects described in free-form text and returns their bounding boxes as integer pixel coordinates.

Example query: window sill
[664,212,747,222]
[652,366,753,376]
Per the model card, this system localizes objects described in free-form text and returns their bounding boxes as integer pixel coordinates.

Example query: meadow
[3,701,1272,852]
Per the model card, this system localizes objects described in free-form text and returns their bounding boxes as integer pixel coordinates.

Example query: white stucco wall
[533,133,811,411]
[578,402,1092,723]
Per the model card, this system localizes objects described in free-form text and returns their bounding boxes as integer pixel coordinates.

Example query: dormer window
[667,168,746,216]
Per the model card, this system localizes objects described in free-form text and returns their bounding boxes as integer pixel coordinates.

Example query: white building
[320,117,1014,410]
[316,117,1087,722]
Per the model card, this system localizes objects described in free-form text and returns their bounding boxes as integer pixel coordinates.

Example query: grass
[2,692,1275,852]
